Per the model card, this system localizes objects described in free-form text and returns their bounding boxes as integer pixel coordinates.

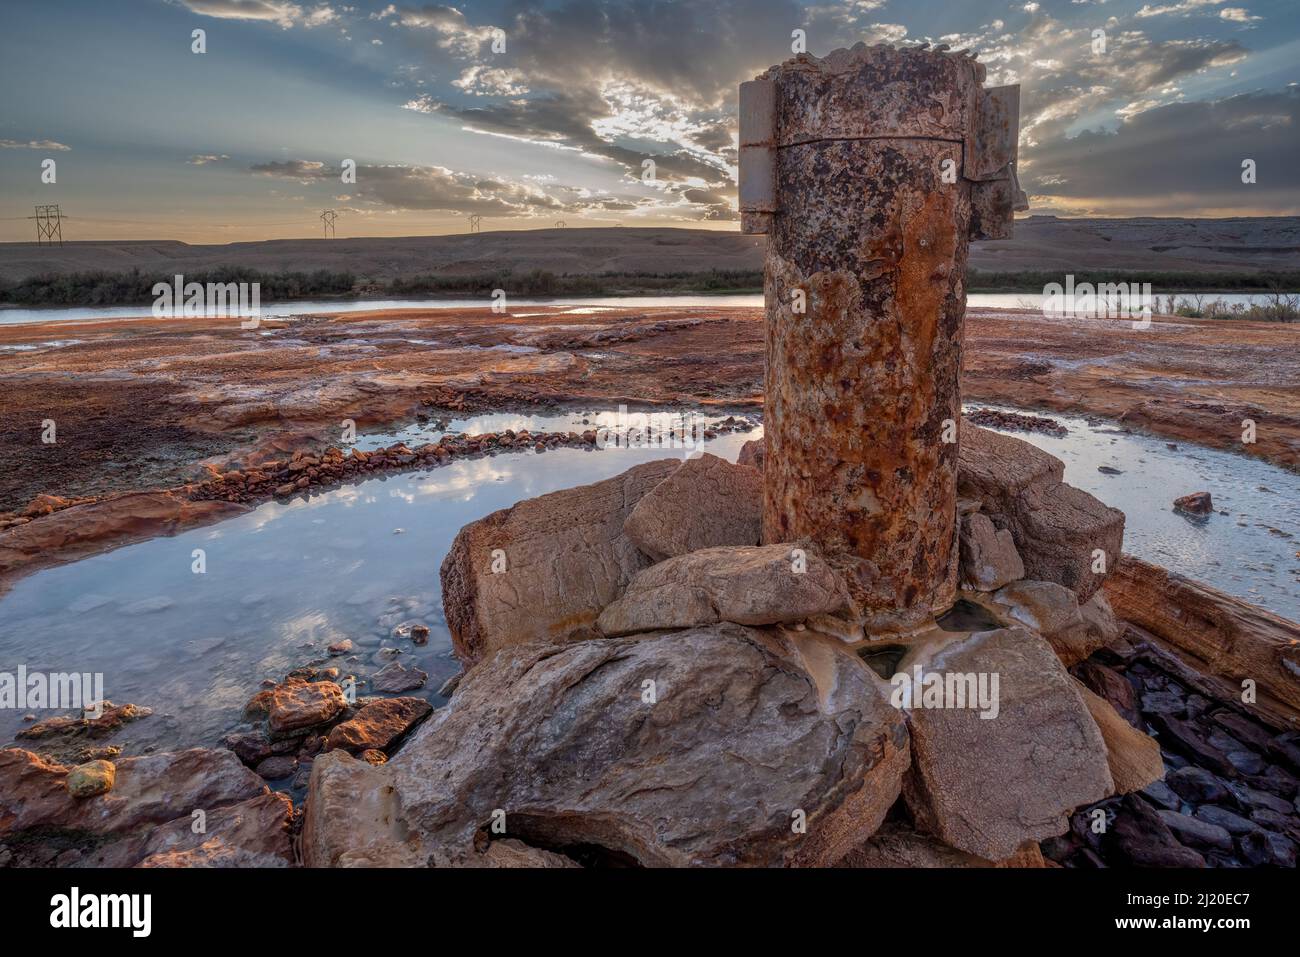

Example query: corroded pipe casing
[741,45,1025,630]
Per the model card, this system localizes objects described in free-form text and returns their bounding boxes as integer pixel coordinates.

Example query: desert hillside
[2,216,1298,283]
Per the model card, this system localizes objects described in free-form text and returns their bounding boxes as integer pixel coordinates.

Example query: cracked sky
[1,0,1296,241]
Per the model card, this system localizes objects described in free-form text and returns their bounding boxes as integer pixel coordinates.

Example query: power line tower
[320,209,337,238]
[554,219,566,228]
[29,205,64,246]
[468,214,481,233]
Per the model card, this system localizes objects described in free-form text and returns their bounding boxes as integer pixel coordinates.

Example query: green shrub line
[2,267,1298,321]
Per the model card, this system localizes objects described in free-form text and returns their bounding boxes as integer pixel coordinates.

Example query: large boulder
[896,626,1113,861]
[1010,481,1124,601]
[958,423,1122,601]
[623,453,763,561]
[957,422,1064,510]
[990,579,1108,666]
[837,821,1047,868]
[303,623,910,867]
[736,438,766,471]
[596,544,847,637]
[439,459,679,667]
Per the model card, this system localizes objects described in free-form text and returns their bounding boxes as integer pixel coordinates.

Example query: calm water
[1,404,1296,758]
[1,291,1292,326]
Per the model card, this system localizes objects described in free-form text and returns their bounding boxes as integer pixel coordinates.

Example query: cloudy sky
[1,0,1296,242]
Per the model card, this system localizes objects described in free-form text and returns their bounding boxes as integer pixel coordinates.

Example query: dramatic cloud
[246,157,656,217]
[1026,88,1299,213]
[173,0,339,28]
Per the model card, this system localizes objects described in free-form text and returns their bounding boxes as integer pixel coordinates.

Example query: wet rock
[1149,713,1237,778]
[1141,779,1182,812]
[254,756,298,781]
[325,696,432,754]
[1211,711,1274,754]
[596,544,847,637]
[1074,660,1140,727]
[1103,794,1206,868]
[66,760,115,799]
[370,662,428,694]
[439,458,679,667]
[303,624,910,867]
[1167,766,1232,804]
[1262,831,1297,867]
[1009,481,1124,602]
[265,680,348,734]
[1174,491,1214,516]
[1194,805,1257,836]
[16,701,151,743]
[898,626,1113,861]
[1226,780,1294,816]
[327,639,353,656]
[437,672,462,697]
[1157,810,1233,852]
[135,792,294,868]
[623,453,763,561]
[736,438,765,471]
[1075,681,1163,795]
[958,513,1024,591]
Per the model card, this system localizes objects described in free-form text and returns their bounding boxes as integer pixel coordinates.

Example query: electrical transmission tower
[29,205,64,246]
[320,209,337,238]
[468,214,481,233]
[554,219,566,228]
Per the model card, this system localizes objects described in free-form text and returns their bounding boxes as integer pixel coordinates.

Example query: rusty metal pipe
[740,44,1025,630]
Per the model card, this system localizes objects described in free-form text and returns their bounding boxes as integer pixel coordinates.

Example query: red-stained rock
[265,681,348,734]
[325,696,432,754]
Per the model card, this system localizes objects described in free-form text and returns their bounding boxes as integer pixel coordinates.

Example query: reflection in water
[968,404,1300,618]
[0,429,758,755]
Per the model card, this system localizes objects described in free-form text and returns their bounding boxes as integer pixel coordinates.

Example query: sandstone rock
[135,792,295,868]
[1174,491,1213,515]
[958,512,1023,591]
[736,438,765,471]
[1105,555,1300,723]
[623,454,762,561]
[255,756,298,780]
[1009,481,1124,601]
[304,624,910,867]
[993,579,1082,636]
[957,423,1064,510]
[266,680,348,734]
[325,696,432,754]
[222,730,272,767]
[898,626,1113,861]
[370,661,428,694]
[1074,680,1164,795]
[66,759,115,798]
[327,639,353,656]
[596,544,847,637]
[439,459,679,667]
[0,747,267,840]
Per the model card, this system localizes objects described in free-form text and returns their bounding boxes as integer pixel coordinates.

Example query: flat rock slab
[304,623,910,868]
[897,626,1113,861]
[957,423,1064,509]
[439,458,679,667]
[262,680,348,734]
[623,453,763,561]
[1011,481,1124,602]
[597,544,847,636]
[370,661,428,694]
[135,793,295,868]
